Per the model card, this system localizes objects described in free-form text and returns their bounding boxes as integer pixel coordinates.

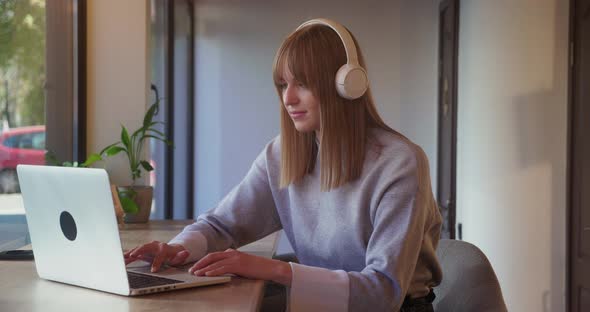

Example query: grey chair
[433,239,508,312]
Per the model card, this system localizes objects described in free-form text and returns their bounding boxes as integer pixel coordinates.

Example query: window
[31,131,45,150]
[0,0,85,251]
[150,0,195,220]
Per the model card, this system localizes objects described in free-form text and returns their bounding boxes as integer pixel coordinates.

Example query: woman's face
[279,68,321,134]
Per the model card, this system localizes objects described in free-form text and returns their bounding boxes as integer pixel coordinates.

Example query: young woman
[125,18,442,312]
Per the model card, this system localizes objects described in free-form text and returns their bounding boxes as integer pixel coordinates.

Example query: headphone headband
[295,18,360,67]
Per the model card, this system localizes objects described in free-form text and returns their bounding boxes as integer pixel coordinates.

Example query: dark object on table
[0,249,34,260]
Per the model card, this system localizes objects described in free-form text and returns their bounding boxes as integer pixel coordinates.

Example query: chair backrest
[433,239,508,312]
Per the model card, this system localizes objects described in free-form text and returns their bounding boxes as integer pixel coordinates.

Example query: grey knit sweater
[169,127,443,311]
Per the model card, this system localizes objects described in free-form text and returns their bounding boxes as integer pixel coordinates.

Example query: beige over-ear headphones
[295,18,369,100]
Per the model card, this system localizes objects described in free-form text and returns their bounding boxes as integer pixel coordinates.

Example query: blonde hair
[273,23,395,191]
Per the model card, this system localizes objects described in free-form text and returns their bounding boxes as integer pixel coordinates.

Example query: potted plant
[82,85,172,223]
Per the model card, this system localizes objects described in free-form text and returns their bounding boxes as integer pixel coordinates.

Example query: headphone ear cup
[335,64,368,100]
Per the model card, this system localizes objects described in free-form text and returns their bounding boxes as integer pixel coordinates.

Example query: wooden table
[0,220,279,312]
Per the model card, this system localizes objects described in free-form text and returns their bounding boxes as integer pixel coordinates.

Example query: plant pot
[117,185,153,223]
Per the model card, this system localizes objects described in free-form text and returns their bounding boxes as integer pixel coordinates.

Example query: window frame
[150,0,195,220]
[45,0,86,163]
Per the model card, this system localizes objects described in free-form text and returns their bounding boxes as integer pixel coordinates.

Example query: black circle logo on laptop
[60,211,77,241]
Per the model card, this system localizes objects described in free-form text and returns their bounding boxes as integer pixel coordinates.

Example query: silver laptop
[16,164,230,296]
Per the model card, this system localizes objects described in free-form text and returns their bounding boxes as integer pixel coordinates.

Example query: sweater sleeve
[169,139,283,262]
[346,189,434,311]
[350,146,440,311]
[288,145,441,312]
[289,262,350,312]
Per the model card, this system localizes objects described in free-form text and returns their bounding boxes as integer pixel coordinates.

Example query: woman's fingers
[129,241,159,258]
[124,245,147,264]
[124,245,144,258]
[190,249,236,272]
[168,249,190,266]
[201,265,230,277]
[186,250,291,286]
[134,247,284,284]
[124,247,136,261]
[123,242,190,271]
[150,242,174,272]
[123,248,134,258]
[193,257,235,276]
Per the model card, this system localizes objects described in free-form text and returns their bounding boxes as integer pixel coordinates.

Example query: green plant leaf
[119,196,139,214]
[99,142,121,155]
[121,126,131,149]
[45,151,59,166]
[143,134,165,141]
[146,121,165,128]
[81,153,102,167]
[143,135,173,146]
[132,168,142,181]
[104,146,126,157]
[88,85,172,182]
[118,188,137,198]
[140,160,154,172]
[132,126,147,139]
[146,128,166,137]
[117,188,139,214]
[143,103,158,128]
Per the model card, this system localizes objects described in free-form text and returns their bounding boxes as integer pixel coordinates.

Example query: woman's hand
[189,249,292,286]
[124,241,190,273]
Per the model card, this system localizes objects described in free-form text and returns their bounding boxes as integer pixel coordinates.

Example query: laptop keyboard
[127,271,184,289]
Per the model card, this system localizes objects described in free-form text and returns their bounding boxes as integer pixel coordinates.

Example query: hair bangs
[273,26,344,99]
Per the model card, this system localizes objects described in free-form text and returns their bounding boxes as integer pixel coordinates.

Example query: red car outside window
[0,126,46,193]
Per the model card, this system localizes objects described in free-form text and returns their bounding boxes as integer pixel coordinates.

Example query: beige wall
[457,1,569,311]
[86,0,150,186]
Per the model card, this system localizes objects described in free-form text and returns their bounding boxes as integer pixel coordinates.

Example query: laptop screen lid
[17,165,131,295]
